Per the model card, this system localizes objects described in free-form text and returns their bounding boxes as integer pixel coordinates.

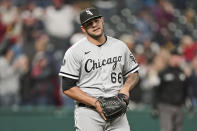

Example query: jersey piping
[59,72,79,80]
[123,65,139,77]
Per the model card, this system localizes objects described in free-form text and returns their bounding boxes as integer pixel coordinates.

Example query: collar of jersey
[86,35,108,47]
[97,35,107,47]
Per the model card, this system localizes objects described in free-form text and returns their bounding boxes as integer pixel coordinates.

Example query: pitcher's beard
[86,27,104,40]
[87,31,103,39]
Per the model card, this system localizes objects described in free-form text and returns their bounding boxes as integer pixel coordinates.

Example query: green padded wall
[0,106,196,131]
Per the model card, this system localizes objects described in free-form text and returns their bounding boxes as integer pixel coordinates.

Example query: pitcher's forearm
[119,72,139,96]
[64,86,97,107]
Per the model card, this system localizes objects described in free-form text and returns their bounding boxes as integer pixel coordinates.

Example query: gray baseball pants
[74,106,130,131]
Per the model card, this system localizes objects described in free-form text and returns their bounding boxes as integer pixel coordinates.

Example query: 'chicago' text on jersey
[85,56,122,73]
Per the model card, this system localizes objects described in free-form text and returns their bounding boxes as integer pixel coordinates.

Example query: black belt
[78,103,96,110]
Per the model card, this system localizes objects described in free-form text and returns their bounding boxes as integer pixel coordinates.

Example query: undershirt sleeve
[61,76,78,92]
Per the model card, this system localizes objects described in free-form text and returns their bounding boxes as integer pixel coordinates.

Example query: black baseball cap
[80,8,102,25]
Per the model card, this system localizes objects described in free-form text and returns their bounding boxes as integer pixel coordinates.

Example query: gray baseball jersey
[59,36,139,98]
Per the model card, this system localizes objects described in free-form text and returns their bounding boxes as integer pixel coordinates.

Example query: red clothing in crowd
[183,42,197,62]
[0,21,7,43]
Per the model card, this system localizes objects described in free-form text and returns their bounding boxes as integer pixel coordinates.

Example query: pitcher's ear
[80,26,86,33]
[101,17,104,26]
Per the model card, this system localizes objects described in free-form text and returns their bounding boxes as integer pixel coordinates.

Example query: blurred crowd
[0,0,197,108]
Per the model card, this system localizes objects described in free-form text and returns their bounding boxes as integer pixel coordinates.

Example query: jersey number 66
[111,72,122,84]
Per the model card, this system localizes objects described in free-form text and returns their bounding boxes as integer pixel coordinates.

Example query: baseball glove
[97,93,129,122]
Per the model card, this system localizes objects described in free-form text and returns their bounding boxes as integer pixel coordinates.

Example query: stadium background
[0,0,196,130]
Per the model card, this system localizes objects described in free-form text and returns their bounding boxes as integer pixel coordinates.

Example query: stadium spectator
[0,39,27,106]
[42,0,78,60]
[152,49,189,131]
[152,0,175,45]
[0,13,7,43]
[20,1,44,64]
[188,54,197,107]
[119,34,135,52]
[0,0,21,37]
[135,8,153,44]
[182,8,197,36]
[30,34,61,106]
[180,35,197,62]
[140,48,168,105]
[18,55,32,105]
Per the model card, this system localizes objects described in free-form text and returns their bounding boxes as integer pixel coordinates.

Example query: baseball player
[59,7,139,131]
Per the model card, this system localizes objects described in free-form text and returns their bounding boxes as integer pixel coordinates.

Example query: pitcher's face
[81,17,104,39]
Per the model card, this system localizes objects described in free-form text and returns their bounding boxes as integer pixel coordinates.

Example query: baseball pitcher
[59,7,139,131]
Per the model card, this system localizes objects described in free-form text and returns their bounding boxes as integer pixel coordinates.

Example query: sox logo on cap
[86,9,93,15]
